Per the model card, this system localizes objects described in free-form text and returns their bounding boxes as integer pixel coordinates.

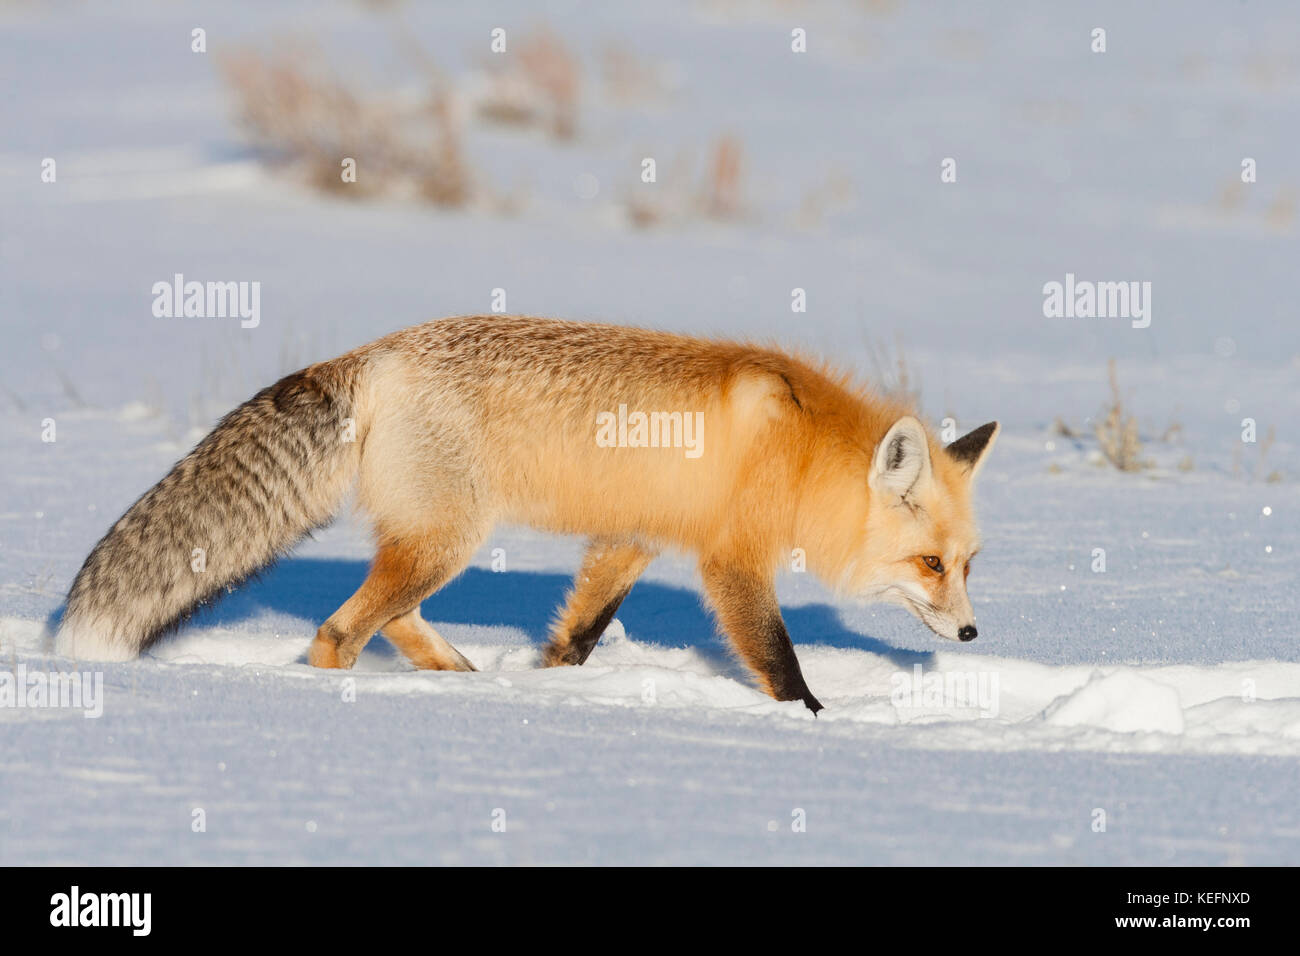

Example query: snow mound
[1044,669,1185,735]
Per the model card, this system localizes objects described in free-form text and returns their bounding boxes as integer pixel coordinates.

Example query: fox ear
[946,421,1000,480]
[870,416,933,500]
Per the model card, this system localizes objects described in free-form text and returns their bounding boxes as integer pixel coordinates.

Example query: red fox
[57,316,998,712]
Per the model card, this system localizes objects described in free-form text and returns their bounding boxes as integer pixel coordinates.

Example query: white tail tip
[55,621,138,662]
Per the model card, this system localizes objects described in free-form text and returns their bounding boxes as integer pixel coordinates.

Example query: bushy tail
[57,356,370,661]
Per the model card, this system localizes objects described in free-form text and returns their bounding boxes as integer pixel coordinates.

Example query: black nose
[958,625,977,642]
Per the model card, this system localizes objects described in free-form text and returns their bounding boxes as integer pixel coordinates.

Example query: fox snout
[896,591,977,643]
[920,614,978,643]
[884,588,979,644]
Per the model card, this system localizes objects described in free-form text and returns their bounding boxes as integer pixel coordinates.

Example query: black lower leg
[759,611,823,714]
[556,586,633,666]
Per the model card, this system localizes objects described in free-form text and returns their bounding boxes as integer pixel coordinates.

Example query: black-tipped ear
[946,421,999,477]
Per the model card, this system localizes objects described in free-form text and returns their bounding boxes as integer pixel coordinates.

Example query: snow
[1,0,1298,864]
[1044,671,1186,737]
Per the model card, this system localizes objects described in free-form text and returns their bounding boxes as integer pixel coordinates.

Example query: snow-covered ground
[1,0,1298,864]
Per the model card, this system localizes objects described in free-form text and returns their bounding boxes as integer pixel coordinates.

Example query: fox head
[855,417,999,642]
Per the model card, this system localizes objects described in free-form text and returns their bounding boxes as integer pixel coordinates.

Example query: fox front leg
[700,559,823,714]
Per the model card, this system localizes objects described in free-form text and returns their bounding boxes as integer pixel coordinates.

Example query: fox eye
[923,555,944,573]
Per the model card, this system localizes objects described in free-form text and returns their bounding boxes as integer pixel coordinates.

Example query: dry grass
[478,26,580,139]
[601,41,669,104]
[1095,359,1148,472]
[519,27,580,139]
[419,93,472,206]
[700,136,744,219]
[795,170,854,229]
[624,136,748,229]
[1050,417,1079,439]
[864,334,922,408]
[220,43,473,208]
[624,191,665,229]
[1217,177,1247,212]
[1265,187,1297,230]
[221,28,781,230]
[1242,424,1284,482]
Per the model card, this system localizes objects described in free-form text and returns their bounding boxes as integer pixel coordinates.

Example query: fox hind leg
[542,538,656,667]
[699,557,823,713]
[381,608,476,672]
[309,527,484,670]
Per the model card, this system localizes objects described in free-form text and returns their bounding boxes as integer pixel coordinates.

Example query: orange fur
[336,317,999,708]
[63,315,998,712]
[381,609,477,672]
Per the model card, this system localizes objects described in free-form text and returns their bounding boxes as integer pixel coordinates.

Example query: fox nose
[958,625,977,642]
